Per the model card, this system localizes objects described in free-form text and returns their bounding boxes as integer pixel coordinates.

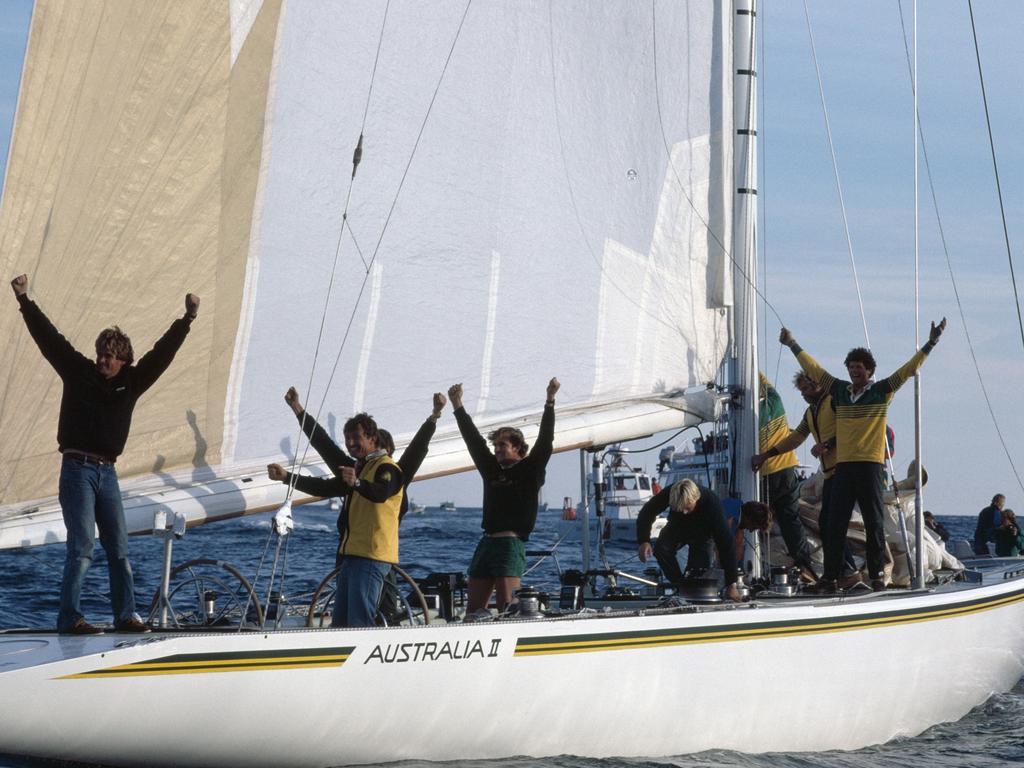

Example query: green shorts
[468,536,526,578]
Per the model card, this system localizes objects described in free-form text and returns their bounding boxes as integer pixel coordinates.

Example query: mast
[731,0,759,509]
[912,0,925,588]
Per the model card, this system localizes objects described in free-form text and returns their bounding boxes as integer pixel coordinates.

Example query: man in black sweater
[636,478,741,602]
[449,377,559,614]
[11,273,199,634]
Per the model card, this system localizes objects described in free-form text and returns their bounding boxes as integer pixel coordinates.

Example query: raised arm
[133,293,199,393]
[530,377,559,467]
[780,327,834,389]
[10,274,26,297]
[11,273,91,377]
[286,387,353,470]
[398,391,446,481]
[878,317,947,395]
[449,383,495,474]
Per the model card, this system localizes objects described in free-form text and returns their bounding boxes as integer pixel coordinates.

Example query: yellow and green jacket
[758,372,798,475]
[792,345,932,464]
[340,453,403,563]
[771,393,837,478]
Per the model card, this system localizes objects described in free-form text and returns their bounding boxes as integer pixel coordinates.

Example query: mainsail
[0,1,735,548]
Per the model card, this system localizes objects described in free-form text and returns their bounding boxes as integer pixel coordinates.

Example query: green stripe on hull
[59,646,355,679]
[514,587,1024,656]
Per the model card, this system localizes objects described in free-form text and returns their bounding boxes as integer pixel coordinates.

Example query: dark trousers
[827,462,886,581]
[818,476,857,573]
[762,468,812,565]
[652,519,714,584]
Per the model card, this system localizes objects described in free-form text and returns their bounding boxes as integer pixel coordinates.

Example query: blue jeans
[57,455,136,631]
[332,556,391,628]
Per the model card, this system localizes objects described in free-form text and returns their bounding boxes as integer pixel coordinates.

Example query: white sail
[0,1,733,548]
[2,6,1024,768]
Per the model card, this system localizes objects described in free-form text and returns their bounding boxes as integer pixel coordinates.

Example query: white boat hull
[2,571,1023,767]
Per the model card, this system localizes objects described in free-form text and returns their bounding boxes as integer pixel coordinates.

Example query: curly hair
[792,371,816,388]
[94,327,134,365]
[844,346,876,374]
[487,426,528,458]
[343,412,379,443]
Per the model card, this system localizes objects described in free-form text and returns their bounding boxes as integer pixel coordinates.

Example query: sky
[0,1,1020,517]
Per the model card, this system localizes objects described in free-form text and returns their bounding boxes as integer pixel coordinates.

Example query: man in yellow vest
[335,413,403,627]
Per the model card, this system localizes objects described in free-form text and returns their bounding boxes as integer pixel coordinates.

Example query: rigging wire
[759,4,773,383]
[286,0,394,498]
[269,5,476,622]
[803,1,918,561]
[801,1,871,348]
[799,6,920,565]
[613,423,702,455]
[239,523,280,632]
[894,4,1024,493]
[308,0,474,433]
[967,0,1024,352]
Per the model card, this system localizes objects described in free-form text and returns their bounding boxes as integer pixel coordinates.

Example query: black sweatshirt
[17,294,193,459]
[635,484,738,578]
[454,403,554,541]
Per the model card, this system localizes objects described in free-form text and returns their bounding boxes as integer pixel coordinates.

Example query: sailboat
[0,2,1022,767]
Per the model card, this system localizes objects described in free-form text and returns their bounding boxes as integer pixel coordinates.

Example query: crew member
[449,377,559,614]
[753,371,818,581]
[11,273,199,634]
[268,392,445,624]
[334,413,402,627]
[781,319,946,592]
[636,479,741,602]
[752,372,858,581]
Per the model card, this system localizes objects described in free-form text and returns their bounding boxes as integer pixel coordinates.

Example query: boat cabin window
[639,477,651,491]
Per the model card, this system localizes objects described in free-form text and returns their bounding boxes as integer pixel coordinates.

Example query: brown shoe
[838,572,864,590]
[114,616,151,633]
[62,617,104,635]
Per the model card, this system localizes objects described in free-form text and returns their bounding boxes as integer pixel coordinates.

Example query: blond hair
[669,479,700,512]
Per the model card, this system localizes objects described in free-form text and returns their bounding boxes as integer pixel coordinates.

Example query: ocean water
[0,511,1021,767]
